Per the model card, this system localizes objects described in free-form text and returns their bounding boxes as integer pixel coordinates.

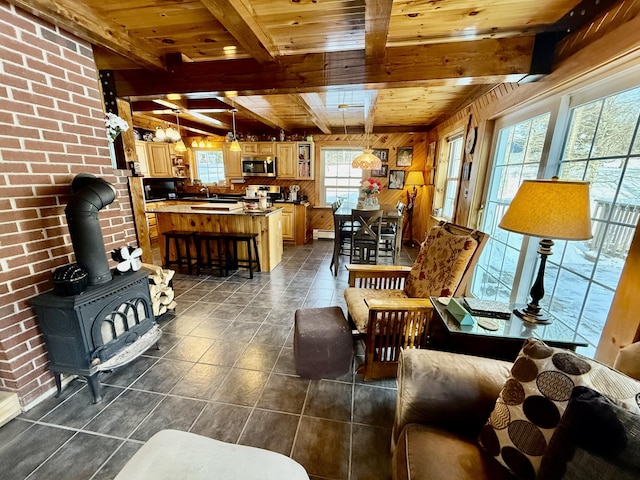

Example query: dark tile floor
[0,239,418,480]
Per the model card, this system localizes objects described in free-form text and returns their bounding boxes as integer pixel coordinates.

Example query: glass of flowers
[360,178,382,209]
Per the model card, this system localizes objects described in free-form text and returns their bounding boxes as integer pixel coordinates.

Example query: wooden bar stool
[195,232,226,277]
[220,232,261,279]
[163,230,197,275]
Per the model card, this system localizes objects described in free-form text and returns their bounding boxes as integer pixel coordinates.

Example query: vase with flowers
[359,178,382,210]
[104,112,130,168]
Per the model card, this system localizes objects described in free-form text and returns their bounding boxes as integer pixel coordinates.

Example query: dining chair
[378,201,405,261]
[330,200,356,274]
[349,209,383,264]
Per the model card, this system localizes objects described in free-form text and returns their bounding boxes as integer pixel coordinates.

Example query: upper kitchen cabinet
[277,142,314,180]
[223,143,242,178]
[276,142,296,179]
[297,142,313,179]
[146,143,173,177]
[134,141,150,176]
[241,142,275,156]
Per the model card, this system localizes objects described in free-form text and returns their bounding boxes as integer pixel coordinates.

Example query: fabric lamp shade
[352,149,382,169]
[405,171,425,187]
[499,178,592,241]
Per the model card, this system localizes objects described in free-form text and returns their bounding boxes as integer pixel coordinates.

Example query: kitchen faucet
[199,186,210,197]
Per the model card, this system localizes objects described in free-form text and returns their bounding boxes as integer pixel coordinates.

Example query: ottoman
[114,430,310,480]
[294,306,353,378]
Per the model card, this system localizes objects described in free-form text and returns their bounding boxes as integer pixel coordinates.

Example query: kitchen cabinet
[134,141,150,176]
[241,142,275,156]
[280,203,295,242]
[280,202,311,245]
[223,143,242,178]
[277,142,314,180]
[147,143,173,177]
[276,142,296,179]
[296,142,314,180]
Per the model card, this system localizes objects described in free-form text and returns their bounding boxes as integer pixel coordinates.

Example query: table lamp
[499,177,592,324]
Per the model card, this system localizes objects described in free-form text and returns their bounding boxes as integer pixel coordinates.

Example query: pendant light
[352,148,382,169]
[173,111,187,153]
[339,102,381,170]
[230,108,241,152]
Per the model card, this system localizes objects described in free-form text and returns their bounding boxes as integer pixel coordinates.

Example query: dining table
[331,203,404,276]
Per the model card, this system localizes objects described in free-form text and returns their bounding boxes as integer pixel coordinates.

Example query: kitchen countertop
[148,203,284,216]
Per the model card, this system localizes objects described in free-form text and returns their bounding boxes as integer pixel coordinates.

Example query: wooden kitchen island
[150,204,284,272]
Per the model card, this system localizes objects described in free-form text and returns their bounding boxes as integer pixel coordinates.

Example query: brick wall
[0,2,138,407]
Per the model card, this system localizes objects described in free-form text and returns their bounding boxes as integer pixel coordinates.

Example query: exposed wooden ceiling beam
[199,0,278,64]
[296,94,332,134]
[364,91,378,135]
[8,0,165,71]
[115,37,534,97]
[224,98,282,130]
[365,0,393,60]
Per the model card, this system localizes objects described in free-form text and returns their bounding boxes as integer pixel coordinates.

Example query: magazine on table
[462,297,512,320]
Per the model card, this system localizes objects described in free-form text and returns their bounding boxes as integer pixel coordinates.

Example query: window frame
[193,148,225,185]
[319,147,364,207]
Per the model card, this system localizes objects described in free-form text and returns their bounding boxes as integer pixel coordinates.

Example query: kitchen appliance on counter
[246,185,281,207]
[241,156,276,177]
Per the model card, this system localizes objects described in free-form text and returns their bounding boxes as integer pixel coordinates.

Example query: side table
[429,297,588,361]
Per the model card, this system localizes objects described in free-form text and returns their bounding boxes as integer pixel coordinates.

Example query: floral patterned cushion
[403,226,479,299]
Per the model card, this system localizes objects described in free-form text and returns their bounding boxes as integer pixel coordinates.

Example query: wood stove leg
[54,373,62,398]
[86,374,103,403]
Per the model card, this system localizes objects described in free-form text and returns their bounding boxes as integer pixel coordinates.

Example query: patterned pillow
[478,338,640,480]
[403,226,478,299]
[537,386,640,480]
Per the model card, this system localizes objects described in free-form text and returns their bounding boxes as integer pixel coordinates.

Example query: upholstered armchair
[344,222,488,380]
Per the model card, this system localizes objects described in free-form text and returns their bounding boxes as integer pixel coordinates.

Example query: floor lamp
[403,171,425,247]
[499,177,592,324]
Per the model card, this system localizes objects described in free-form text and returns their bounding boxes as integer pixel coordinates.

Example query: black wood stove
[31,271,158,402]
[31,174,161,403]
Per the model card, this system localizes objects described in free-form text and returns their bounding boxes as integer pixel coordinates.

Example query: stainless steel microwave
[241,156,276,177]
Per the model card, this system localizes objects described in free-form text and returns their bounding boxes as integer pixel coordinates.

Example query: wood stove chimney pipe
[65,173,117,285]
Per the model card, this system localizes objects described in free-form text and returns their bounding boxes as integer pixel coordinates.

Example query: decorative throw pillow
[403,226,478,299]
[537,386,640,480]
[478,338,640,480]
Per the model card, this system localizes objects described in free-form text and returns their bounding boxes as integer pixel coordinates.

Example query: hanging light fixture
[352,148,382,169]
[230,108,241,152]
[339,103,381,170]
[173,110,187,153]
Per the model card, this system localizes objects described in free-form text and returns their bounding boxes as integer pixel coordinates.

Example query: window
[441,135,464,220]
[194,149,225,183]
[472,112,551,302]
[320,148,363,206]
[547,85,640,355]
[471,70,640,357]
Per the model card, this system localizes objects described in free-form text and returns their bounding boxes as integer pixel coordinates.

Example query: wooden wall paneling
[596,224,640,364]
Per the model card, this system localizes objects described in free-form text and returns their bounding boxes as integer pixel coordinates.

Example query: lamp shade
[230,140,241,152]
[405,171,425,186]
[499,178,592,241]
[352,149,382,169]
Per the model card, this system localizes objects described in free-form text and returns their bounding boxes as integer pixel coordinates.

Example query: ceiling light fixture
[173,111,187,153]
[339,102,382,170]
[230,107,241,152]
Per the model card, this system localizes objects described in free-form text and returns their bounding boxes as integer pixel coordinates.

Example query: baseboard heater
[313,229,335,240]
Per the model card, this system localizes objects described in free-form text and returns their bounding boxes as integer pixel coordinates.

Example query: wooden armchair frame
[345,222,489,380]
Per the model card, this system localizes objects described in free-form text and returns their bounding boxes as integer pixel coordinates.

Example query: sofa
[392,341,640,480]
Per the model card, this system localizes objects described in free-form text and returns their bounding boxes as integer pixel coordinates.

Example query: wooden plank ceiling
[11,0,613,137]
